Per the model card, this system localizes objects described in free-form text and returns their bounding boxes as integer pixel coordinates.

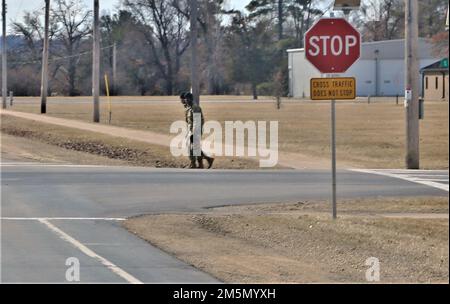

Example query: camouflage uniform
[185,103,205,168]
[180,91,214,169]
[185,104,205,134]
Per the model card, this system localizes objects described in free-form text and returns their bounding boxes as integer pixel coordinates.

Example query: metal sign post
[311,76,356,220]
[331,98,337,219]
[305,18,361,219]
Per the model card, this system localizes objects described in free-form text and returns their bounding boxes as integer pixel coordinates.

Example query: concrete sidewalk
[1,109,336,169]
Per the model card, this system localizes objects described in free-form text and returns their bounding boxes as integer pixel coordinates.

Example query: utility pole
[277,0,283,40]
[92,0,100,123]
[112,42,117,95]
[2,0,6,109]
[405,0,420,169]
[190,0,199,106]
[40,0,50,114]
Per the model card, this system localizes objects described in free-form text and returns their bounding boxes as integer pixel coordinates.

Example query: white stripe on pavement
[1,217,126,221]
[422,179,448,182]
[38,219,143,284]
[351,169,449,192]
[366,169,448,173]
[0,163,106,168]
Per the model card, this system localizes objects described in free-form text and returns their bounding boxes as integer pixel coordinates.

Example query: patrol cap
[185,92,193,101]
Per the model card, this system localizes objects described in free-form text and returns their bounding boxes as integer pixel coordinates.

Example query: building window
[425,77,428,89]
[436,77,439,89]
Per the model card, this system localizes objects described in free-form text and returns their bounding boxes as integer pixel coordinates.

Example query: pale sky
[6,0,248,28]
[6,0,345,32]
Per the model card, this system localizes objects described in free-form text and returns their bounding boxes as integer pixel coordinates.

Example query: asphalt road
[1,160,447,283]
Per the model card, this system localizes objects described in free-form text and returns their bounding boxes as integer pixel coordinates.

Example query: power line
[9,39,134,66]
[9,43,115,65]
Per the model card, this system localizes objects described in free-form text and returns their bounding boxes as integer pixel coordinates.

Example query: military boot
[197,157,204,169]
[189,158,197,169]
[205,156,215,169]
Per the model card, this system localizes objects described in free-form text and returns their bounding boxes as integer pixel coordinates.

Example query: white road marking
[351,169,449,192]
[1,217,125,221]
[0,163,106,168]
[401,174,448,177]
[83,243,123,246]
[424,179,448,182]
[367,169,448,173]
[38,219,143,284]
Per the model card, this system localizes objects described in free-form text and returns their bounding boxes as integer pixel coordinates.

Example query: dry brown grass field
[125,196,449,283]
[9,97,449,169]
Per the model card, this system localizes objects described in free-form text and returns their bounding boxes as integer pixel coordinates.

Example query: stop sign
[305,18,361,73]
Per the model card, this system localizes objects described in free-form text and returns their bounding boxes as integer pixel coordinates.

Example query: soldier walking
[180,92,214,169]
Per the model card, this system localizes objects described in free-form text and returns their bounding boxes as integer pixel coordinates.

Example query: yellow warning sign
[310,77,356,100]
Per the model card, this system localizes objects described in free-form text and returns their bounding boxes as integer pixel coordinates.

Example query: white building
[287,39,439,98]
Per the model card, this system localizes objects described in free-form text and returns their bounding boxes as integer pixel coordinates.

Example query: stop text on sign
[310,78,356,100]
[308,35,358,56]
[304,18,361,73]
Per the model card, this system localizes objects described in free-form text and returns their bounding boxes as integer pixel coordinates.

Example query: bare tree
[357,0,404,41]
[100,10,139,95]
[199,1,225,94]
[287,0,322,48]
[124,0,189,95]
[12,10,58,61]
[173,0,227,94]
[246,0,286,41]
[51,0,92,96]
[225,10,275,99]
[356,0,447,42]
[419,0,449,38]
[430,31,449,58]
[12,11,44,60]
[11,9,60,95]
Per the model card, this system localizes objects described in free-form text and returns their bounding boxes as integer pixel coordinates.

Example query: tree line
[4,0,449,97]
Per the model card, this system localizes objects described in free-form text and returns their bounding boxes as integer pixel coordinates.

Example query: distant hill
[0,35,26,49]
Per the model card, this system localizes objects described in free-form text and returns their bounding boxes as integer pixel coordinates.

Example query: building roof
[420,58,449,73]
[287,38,436,60]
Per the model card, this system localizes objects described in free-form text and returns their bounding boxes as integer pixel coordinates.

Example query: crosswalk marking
[351,169,449,192]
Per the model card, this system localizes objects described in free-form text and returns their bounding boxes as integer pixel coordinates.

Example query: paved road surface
[1,161,447,283]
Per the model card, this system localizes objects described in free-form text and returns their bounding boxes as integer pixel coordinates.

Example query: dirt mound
[1,125,179,168]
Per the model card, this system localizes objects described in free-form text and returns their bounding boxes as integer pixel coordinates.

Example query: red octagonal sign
[305,18,361,73]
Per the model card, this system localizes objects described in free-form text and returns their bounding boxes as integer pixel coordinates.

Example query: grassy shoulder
[12,100,449,169]
[0,114,261,169]
[1,133,130,166]
[124,197,449,283]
